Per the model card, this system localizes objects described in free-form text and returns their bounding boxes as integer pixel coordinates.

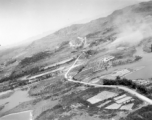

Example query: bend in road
[65,55,152,105]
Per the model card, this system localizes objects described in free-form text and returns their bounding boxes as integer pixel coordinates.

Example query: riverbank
[0,110,33,120]
[0,89,33,117]
[0,90,14,100]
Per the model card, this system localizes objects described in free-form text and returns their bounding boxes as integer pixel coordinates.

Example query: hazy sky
[0,0,150,46]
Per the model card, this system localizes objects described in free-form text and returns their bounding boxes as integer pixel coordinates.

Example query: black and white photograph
[0,0,152,120]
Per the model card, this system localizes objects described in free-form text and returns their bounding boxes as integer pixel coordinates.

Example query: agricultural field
[34,86,144,120]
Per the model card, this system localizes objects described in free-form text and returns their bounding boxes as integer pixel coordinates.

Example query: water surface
[0,111,32,120]
[103,47,152,79]
[0,90,32,115]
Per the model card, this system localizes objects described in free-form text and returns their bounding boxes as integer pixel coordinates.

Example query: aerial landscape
[1,0,152,120]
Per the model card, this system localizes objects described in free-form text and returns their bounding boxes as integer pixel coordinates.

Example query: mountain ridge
[1,1,152,59]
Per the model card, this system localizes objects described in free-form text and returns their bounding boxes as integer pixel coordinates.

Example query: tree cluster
[103,77,148,95]
[20,51,51,67]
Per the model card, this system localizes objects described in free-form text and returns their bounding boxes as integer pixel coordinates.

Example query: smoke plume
[110,9,152,48]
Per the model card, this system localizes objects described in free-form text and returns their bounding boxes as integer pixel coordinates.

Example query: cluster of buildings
[69,37,87,49]
[91,55,115,72]
[8,57,74,89]
[114,95,134,104]
[27,67,65,83]
[42,57,75,71]
[27,57,76,83]
[27,58,75,83]
[85,90,135,111]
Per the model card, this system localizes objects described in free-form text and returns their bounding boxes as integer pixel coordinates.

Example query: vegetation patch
[19,51,51,67]
[103,77,150,96]
[124,105,152,120]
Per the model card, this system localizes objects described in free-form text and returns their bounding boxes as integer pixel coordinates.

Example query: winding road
[65,55,152,105]
[1,53,152,120]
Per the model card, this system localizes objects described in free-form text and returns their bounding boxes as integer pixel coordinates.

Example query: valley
[1,1,152,120]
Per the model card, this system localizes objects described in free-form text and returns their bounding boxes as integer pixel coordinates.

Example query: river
[100,47,152,79]
[0,90,32,120]
[126,47,152,79]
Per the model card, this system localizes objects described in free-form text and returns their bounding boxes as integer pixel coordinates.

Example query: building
[102,56,115,62]
[28,67,65,82]
[43,57,75,70]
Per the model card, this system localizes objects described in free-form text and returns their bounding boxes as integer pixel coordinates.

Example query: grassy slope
[1,1,152,63]
[124,105,152,120]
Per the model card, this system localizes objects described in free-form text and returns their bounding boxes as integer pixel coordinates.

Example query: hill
[23,1,152,55]
[1,1,152,58]
[1,1,152,78]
